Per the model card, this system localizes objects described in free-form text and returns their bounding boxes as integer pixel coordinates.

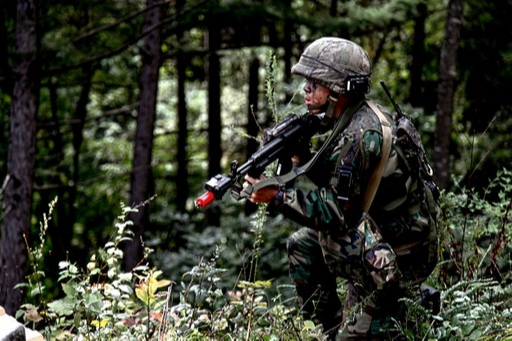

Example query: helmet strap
[320,95,339,126]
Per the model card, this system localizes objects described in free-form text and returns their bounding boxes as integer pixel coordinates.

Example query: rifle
[195,113,321,208]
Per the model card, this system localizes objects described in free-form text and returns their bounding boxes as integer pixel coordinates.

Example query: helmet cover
[292,37,371,95]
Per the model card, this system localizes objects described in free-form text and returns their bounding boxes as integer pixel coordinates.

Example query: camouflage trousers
[287,226,410,339]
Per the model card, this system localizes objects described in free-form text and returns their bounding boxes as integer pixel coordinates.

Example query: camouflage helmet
[292,37,371,95]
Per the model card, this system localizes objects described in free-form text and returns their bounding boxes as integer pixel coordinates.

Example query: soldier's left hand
[243,175,279,204]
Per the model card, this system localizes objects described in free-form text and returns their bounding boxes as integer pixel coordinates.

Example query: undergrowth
[14,168,512,340]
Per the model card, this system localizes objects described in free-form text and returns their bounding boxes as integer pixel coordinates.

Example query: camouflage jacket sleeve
[278,102,389,230]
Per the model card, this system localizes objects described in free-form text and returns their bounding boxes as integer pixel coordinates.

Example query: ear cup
[346,75,370,95]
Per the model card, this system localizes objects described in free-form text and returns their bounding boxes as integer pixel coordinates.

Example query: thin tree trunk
[0,0,40,314]
[123,0,165,271]
[41,66,93,272]
[204,13,222,227]
[409,3,427,107]
[434,0,463,189]
[329,0,338,16]
[331,0,350,38]
[176,0,189,212]
[283,0,293,103]
[66,65,94,265]
[244,57,260,216]
[0,1,14,94]
[206,31,221,181]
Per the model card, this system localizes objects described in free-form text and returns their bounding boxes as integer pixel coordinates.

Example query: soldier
[244,37,438,339]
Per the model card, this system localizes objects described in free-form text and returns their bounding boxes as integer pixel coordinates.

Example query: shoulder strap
[362,100,393,212]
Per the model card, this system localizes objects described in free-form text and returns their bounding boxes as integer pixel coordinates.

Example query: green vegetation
[14,169,512,340]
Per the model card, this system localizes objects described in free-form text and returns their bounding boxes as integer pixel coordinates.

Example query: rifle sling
[240,100,363,198]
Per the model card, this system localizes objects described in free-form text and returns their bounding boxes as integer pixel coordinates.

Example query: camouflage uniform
[274,38,438,339]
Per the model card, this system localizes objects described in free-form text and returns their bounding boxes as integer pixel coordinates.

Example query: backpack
[372,83,440,253]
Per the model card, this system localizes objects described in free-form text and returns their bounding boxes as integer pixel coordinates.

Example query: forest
[0,0,511,339]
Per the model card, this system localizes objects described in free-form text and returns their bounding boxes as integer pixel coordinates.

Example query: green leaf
[68,264,79,274]
[136,287,150,304]
[13,283,29,290]
[155,279,171,290]
[30,286,45,297]
[74,311,82,328]
[59,261,71,269]
[253,280,272,289]
[303,320,316,331]
[118,272,133,282]
[48,298,75,316]
[118,284,133,294]
[62,283,77,298]
[86,291,104,312]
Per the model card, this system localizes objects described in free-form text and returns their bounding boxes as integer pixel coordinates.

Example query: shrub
[15,169,512,340]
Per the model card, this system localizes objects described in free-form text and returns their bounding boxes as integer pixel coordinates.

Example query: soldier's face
[303,79,330,114]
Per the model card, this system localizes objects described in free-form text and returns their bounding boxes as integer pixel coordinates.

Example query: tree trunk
[176,0,189,212]
[0,0,40,315]
[123,0,165,271]
[0,0,14,94]
[331,0,350,38]
[244,57,260,216]
[206,31,221,181]
[409,2,427,107]
[434,0,463,189]
[43,65,93,272]
[67,65,94,265]
[204,14,222,227]
[283,0,293,103]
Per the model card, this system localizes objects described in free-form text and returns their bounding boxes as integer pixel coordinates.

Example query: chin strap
[307,94,339,126]
[321,95,338,126]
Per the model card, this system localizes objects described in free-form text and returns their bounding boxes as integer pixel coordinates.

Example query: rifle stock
[195,113,321,208]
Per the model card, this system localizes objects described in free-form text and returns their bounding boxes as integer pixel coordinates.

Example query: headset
[345,75,370,96]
